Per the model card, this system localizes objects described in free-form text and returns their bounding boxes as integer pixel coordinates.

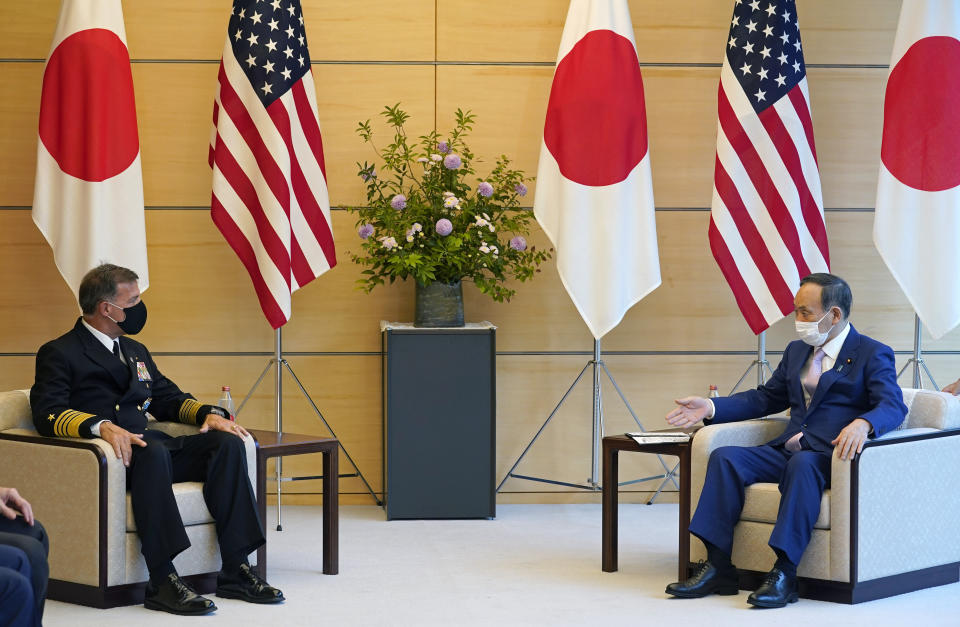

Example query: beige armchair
[0,389,257,608]
[688,388,960,603]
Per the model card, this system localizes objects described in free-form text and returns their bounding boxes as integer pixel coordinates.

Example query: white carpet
[43,504,960,626]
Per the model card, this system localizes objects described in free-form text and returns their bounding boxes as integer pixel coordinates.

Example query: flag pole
[896,314,939,389]
[729,331,774,394]
[497,336,676,494]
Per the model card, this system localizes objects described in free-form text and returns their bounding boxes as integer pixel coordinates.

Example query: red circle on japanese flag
[543,29,648,187]
[881,36,960,192]
[38,29,139,183]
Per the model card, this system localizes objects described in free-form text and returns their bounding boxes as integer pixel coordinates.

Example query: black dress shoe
[217,564,284,604]
[665,560,740,598]
[144,573,217,616]
[747,568,799,608]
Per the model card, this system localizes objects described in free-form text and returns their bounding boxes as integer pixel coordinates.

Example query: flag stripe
[292,78,327,179]
[759,103,830,265]
[714,157,796,308]
[789,87,818,165]
[709,218,769,334]
[717,86,811,279]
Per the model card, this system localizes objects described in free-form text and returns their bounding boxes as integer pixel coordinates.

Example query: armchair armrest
[0,431,129,587]
[837,429,960,583]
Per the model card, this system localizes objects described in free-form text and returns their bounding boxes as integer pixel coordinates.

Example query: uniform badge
[136,361,152,381]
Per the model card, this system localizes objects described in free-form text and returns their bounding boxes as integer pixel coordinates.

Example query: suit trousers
[0,545,35,627]
[127,429,265,577]
[0,517,48,627]
[689,444,831,567]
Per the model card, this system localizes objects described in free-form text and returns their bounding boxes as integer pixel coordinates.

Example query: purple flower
[514,182,528,197]
[390,194,407,210]
[436,219,453,236]
[510,236,527,251]
[437,140,450,154]
[477,181,494,197]
[361,168,377,182]
[443,153,462,170]
[358,224,374,239]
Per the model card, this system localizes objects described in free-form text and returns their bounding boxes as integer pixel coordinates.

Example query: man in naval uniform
[30,264,283,616]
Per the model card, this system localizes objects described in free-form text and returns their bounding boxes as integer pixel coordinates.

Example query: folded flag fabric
[32,0,148,296]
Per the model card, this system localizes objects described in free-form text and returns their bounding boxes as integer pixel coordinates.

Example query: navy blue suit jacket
[710,325,907,453]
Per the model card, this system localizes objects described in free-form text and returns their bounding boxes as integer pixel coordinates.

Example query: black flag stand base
[896,315,939,390]
[496,338,678,501]
[236,328,381,532]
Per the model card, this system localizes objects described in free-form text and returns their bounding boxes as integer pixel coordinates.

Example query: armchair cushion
[125,482,212,532]
[741,483,831,529]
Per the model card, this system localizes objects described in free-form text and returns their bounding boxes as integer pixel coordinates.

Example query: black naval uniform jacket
[31,319,211,438]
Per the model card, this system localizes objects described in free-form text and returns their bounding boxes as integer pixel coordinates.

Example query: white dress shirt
[80,319,120,436]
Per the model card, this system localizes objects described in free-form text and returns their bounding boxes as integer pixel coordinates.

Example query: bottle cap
[222,386,231,391]
[709,385,718,390]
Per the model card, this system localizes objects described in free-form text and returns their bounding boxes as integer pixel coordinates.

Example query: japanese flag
[874,1,960,338]
[32,0,148,297]
[534,0,660,339]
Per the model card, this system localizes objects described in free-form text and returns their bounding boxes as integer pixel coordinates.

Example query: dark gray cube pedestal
[381,322,496,520]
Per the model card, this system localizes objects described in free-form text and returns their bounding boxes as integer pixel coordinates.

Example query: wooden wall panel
[0,1,436,62]
[437,0,899,65]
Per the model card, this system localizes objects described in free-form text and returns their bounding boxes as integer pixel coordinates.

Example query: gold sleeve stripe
[178,399,203,425]
[54,409,96,437]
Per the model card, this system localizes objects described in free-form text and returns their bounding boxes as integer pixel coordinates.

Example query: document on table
[626,430,691,445]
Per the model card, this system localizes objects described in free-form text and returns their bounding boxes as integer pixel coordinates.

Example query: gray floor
[43,504,960,626]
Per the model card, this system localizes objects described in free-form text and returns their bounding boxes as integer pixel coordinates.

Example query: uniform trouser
[0,545,35,627]
[0,517,48,627]
[127,429,265,577]
[688,444,831,567]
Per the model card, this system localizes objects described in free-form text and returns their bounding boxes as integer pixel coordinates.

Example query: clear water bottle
[218,386,236,421]
[708,384,720,399]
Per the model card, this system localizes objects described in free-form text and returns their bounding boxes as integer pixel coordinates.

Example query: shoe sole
[216,588,285,604]
[747,593,799,608]
[665,586,740,598]
[144,600,217,616]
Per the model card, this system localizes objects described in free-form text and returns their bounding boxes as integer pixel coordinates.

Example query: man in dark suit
[0,486,48,627]
[663,273,907,608]
[31,264,284,616]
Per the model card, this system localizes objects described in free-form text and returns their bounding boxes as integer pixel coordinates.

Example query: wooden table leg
[322,444,339,575]
[602,441,618,572]
[678,446,691,581]
[255,451,268,578]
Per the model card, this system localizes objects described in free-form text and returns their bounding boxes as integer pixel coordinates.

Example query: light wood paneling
[0,1,436,62]
[437,0,899,65]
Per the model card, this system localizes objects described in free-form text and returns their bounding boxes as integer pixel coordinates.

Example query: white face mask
[795,311,832,346]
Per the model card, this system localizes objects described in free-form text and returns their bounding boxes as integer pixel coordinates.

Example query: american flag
[209,0,336,328]
[709,0,829,335]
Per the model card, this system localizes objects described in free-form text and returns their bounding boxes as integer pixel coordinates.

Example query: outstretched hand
[665,396,712,428]
[942,378,960,395]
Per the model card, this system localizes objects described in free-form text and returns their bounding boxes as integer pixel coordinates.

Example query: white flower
[417,157,428,163]
[443,191,455,197]
[431,154,443,162]
[444,196,459,208]
[406,234,415,243]
[381,236,398,250]
[412,222,423,232]
[474,217,489,228]
[488,224,495,232]
[479,244,490,254]
[482,213,491,221]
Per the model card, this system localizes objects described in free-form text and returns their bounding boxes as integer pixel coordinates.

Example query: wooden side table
[602,434,695,581]
[248,429,339,576]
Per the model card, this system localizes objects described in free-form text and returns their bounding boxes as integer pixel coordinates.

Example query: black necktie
[113,340,121,361]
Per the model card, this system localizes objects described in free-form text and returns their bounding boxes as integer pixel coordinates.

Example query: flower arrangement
[349,104,551,303]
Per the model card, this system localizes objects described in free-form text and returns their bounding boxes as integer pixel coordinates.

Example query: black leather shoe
[665,560,740,598]
[144,573,217,615]
[217,564,284,604]
[747,568,799,608]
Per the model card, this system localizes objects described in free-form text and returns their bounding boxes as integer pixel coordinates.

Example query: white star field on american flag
[229,0,311,106]
[726,0,807,112]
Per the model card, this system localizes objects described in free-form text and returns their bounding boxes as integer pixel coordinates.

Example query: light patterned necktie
[788,348,826,452]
